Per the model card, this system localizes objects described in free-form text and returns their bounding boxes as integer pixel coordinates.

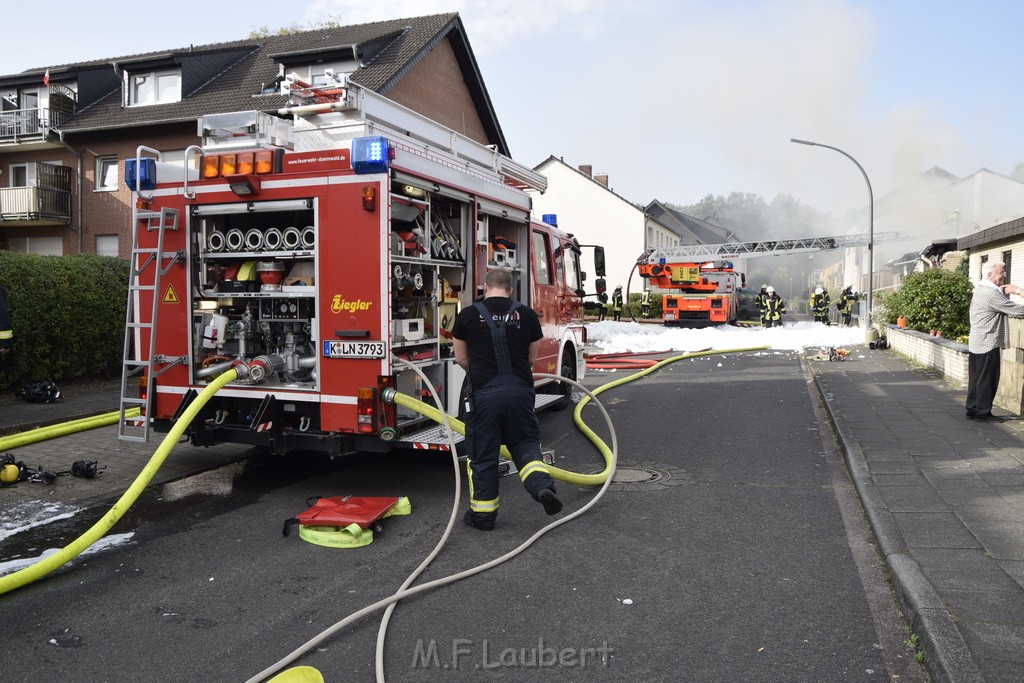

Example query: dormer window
[129,69,181,106]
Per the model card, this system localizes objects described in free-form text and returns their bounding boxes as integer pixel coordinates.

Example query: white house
[532,157,656,293]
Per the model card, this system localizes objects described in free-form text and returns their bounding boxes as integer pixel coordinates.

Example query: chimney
[594,173,609,187]
[578,164,593,177]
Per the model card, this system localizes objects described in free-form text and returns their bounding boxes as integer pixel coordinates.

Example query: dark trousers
[465,375,555,523]
[967,348,1001,416]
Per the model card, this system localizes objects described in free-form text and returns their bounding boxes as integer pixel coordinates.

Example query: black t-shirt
[452,296,543,389]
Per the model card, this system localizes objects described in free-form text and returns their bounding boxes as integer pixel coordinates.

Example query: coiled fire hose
[0,370,237,595]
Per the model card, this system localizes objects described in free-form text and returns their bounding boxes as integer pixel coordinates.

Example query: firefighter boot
[536,488,563,515]
[464,509,496,531]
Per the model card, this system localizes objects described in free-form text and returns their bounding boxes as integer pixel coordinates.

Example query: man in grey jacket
[966,260,1024,422]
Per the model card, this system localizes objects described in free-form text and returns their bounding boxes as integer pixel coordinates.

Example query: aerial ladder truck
[635,232,905,326]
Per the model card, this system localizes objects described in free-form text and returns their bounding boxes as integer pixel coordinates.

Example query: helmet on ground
[766,286,775,293]
[815,287,823,295]
[1,463,20,484]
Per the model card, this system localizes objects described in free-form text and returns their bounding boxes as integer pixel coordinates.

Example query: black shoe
[537,488,563,516]
[463,510,495,531]
[976,413,1005,423]
[966,412,976,420]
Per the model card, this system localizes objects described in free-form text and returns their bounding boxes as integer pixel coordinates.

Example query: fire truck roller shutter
[476,197,528,223]
[392,171,473,203]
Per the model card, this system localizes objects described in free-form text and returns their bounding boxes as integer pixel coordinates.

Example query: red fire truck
[637,259,744,326]
[118,79,605,455]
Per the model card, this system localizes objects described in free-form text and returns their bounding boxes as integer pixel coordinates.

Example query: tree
[881,268,973,339]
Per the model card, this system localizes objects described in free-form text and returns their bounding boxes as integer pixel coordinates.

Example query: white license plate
[664,313,676,320]
[323,340,387,359]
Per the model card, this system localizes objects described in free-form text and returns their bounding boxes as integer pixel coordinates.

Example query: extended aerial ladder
[627,231,908,324]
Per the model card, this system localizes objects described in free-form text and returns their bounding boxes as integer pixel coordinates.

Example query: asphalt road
[2,351,926,682]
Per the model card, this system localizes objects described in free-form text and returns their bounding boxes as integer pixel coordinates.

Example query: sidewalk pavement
[2,352,1024,680]
[812,347,1024,682]
[0,375,248,510]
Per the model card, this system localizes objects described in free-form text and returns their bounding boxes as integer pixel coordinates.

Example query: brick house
[0,13,506,257]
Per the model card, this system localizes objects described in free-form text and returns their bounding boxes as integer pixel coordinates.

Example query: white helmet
[815,287,823,295]
[766,286,775,293]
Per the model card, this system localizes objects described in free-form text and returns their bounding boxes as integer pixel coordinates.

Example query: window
[980,254,988,280]
[533,231,552,285]
[96,156,118,191]
[96,234,120,257]
[130,70,181,106]
[10,164,28,187]
[1003,251,1012,283]
[8,236,63,255]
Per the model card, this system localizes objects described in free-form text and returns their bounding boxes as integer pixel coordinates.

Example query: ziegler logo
[331,296,373,314]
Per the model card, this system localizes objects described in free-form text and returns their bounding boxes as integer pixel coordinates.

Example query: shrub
[881,268,973,338]
[0,251,129,389]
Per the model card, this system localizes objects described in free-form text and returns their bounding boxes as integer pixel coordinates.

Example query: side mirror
[593,247,606,277]
[595,277,607,294]
[581,271,588,283]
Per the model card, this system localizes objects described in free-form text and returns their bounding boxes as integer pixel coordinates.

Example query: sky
[4,1,1023,216]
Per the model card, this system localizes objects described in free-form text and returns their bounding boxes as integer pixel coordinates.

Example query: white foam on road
[585,320,866,355]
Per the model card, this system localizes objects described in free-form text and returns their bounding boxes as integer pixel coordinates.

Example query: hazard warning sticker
[162,284,179,304]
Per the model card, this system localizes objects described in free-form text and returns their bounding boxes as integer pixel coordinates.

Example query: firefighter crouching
[452,268,563,530]
[756,284,769,326]
[763,286,786,327]
[611,285,624,322]
[640,289,652,318]
[836,285,861,326]
[810,286,831,325]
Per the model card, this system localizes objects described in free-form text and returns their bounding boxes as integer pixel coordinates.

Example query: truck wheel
[550,355,576,411]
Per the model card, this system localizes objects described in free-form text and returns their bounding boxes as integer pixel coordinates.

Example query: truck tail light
[138,376,149,416]
[357,387,377,433]
[362,186,376,211]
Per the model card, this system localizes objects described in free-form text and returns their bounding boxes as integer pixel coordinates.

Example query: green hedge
[881,268,973,338]
[0,251,129,389]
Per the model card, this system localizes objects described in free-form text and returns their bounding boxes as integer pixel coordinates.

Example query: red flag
[43,69,50,86]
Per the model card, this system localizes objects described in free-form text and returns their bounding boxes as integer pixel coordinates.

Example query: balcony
[0,163,72,226]
[0,107,73,144]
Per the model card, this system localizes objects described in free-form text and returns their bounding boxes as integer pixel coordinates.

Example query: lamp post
[791,138,874,334]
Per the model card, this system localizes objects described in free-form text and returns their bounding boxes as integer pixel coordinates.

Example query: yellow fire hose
[254,346,769,682]
[0,370,236,596]
[387,347,767,486]
[0,408,141,451]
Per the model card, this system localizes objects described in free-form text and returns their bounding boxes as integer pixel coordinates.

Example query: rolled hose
[0,408,141,451]
[0,370,237,596]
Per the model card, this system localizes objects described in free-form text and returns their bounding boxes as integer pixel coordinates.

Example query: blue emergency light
[124,158,157,191]
[542,214,558,226]
[351,136,391,174]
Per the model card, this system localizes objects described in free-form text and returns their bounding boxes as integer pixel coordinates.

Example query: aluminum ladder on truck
[118,207,179,442]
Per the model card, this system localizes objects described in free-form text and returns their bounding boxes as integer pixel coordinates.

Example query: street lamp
[790,138,875,335]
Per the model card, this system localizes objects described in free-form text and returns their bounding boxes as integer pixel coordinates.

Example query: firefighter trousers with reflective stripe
[465,374,555,523]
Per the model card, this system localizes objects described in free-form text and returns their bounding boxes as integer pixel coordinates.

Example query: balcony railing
[0,163,72,224]
[0,107,72,142]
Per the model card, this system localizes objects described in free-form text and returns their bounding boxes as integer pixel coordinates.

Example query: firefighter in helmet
[763,285,786,327]
[611,285,624,322]
[836,285,860,326]
[597,291,609,321]
[810,286,831,325]
[756,284,769,326]
[640,289,652,318]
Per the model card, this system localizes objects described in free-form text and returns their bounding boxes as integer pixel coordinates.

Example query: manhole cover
[584,462,692,492]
